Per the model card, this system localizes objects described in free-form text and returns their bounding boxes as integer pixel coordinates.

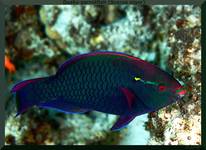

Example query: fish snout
[175,86,187,99]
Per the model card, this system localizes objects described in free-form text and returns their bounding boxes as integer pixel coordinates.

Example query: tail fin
[11,77,45,93]
[15,88,33,117]
[11,77,46,116]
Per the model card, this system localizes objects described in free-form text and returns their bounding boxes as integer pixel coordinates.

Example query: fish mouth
[175,86,187,98]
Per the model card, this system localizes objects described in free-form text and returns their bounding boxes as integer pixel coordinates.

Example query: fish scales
[56,57,126,113]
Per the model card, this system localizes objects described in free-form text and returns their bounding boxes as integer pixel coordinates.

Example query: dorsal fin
[56,51,145,74]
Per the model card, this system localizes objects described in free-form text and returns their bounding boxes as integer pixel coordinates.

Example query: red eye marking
[159,85,166,91]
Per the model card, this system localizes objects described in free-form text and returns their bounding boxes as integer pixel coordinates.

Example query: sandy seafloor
[4,5,201,145]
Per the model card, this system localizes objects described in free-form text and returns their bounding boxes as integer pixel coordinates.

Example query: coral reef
[38,5,174,68]
[5,110,117,145]
[147,5,201,145]
[5,5,201,145]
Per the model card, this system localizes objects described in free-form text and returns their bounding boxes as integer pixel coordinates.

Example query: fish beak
[176,86,187,98]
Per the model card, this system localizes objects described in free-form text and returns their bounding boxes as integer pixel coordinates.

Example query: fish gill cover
[5,5,201,145]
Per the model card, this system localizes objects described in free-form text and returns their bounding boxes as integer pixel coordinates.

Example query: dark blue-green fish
[11,51,186,131]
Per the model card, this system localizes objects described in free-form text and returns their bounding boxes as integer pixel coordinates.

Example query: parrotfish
[11,51,186,131]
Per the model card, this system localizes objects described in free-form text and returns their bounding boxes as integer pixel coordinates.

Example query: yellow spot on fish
[134,77,141,81]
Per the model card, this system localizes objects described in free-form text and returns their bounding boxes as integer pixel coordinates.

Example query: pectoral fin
[120,87,136,109]
[111,115,136,131]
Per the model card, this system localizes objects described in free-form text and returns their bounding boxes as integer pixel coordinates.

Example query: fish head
[155,82,187,105]
[132,74,186,111]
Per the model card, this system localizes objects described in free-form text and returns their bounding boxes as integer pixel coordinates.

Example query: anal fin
[39,98,89,114]
[111,115,136,131]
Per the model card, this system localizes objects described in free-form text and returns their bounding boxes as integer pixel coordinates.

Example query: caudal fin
[11,77,46,116]
[15,89,31,116]
[11,77,45,93]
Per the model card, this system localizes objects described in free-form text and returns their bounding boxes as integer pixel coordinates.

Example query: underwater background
[4,5,201,145]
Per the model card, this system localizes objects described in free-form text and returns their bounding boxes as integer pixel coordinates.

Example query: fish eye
[158,84,166,92]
